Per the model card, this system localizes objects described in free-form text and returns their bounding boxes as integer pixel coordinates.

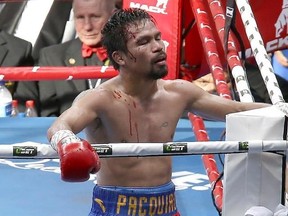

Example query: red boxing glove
[51,130,100,182]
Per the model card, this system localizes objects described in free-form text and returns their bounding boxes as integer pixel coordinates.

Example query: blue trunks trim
[89,181,178,216]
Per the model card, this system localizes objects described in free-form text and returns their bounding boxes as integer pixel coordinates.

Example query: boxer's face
[73,0,114,47]
[123,20,168,79]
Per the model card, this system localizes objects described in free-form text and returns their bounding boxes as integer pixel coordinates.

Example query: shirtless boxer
[47,8,270,216]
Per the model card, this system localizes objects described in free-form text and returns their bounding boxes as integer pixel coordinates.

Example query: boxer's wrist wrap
[50,130,81,151]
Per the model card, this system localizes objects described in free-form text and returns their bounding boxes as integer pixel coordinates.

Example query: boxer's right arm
[47,89,99,140]
[47,90,101,182]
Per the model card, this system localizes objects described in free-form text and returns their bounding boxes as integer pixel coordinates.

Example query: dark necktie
[0,1,27,34]
[32,0,72,60]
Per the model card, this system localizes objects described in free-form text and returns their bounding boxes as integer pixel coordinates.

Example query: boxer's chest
[100,93,180,143]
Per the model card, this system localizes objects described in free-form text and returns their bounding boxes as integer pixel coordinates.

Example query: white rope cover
[235,0,285,105]
[0,140,287,159]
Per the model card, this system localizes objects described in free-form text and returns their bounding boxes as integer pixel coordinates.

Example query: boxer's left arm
[172,79,271,121]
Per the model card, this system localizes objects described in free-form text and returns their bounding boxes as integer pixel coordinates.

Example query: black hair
[101,8,155,70]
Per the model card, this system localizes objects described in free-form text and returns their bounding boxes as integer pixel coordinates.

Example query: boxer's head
[101,8,167,79]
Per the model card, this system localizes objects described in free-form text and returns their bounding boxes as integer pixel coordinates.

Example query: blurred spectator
[0,30,33,67]
[115,0,123,9]
[0,0,74,61]
[37,0,118,117]
[192,73,217,93]
[189,61,272,104]
[0,30,33,94]
[272,50,288,102]
[0,0,75,113]
[244,61,271,103]
[192,71,231,94]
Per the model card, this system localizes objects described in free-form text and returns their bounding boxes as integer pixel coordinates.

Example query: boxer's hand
[51,130,100,182]
[58,140,100,182]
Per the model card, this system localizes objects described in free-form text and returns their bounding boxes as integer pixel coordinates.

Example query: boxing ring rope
[189,0,232,100]
[195,1,288,213]
[0,140,286,159]
[190,0,288,212]
[235,0,285,105]
[207,0,287,110]
[190,0,236,211]
[206,0,288,107]
[207,0,254,103]
[0,66,118,81]
[188,113,224,210]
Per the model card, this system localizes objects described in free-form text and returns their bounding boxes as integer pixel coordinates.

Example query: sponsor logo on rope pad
[93,145,112,155]
[238,141,249,151]
[163,143,187,154]
[13,146,37,157]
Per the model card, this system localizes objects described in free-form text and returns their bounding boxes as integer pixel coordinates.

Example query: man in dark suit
[37,38,110,116]
[36,0,117,117]
[0,0,74,113]
[0,0,74,61]
[0,30,33,67]
[0,30,34,94]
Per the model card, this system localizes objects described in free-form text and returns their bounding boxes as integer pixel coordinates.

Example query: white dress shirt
[14,0,54,46]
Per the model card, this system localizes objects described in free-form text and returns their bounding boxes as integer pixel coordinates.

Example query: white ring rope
[0,140,287,159]
[235,0,285,105]
[231,65,254,102]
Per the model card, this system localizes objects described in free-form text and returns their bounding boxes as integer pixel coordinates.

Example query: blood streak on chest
[113,90,139,141]
[133,100,139,141]
[129,109,133,136]
[128,100,139,142]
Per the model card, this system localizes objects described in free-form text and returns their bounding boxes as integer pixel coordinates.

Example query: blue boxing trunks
[89,181,180,216]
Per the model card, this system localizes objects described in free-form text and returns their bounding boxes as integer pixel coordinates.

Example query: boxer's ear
[112,51,125,66]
